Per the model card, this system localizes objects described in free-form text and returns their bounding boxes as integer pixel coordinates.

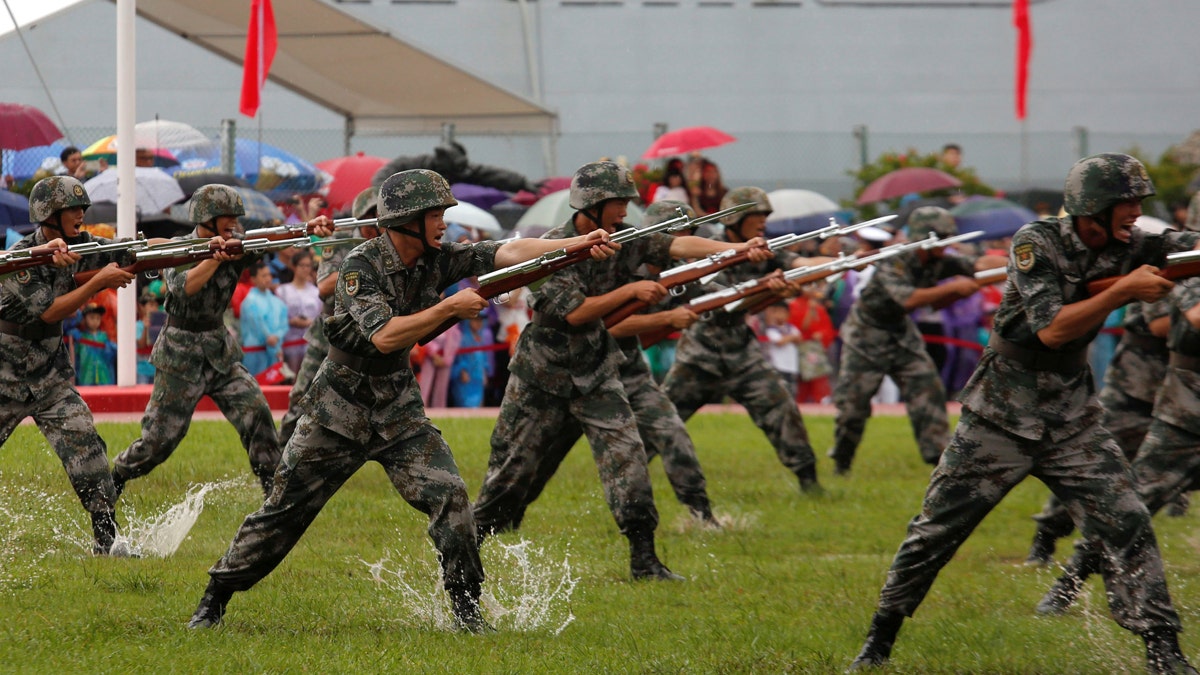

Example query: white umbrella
[84,167,185,215]
[765,189,839,221]
[445,201,502,235]
[134,119,211,151]
[514,189,645,239]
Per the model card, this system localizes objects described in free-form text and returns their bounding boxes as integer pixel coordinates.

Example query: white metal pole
[115,0,137,386]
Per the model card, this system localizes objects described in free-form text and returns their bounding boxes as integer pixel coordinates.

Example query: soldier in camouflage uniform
[473,164,770,581]
[0,176,138,554]
[188,169,616,631]
[830,207,1002,474]
[660,187,823,493]
[849,154,1199,674]
[111,185,333,499]
[1036,278,1200,634]
[278,187,381,445]
[491,201,723,532]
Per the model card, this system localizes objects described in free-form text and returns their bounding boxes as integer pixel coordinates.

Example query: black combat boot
[1036,567,1086,616]
[847,610,905,671]
[1143,629,1199,675]
[797,465,825,494]
[448,586,494,634]
[628,526,684,581]
[187,579,234,629]
[682,497,721,529]
[1024,529,1057,566]
[90,511,117,556]
[826,447,852,476]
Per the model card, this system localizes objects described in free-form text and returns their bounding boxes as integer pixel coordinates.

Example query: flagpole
[115,0,137,386]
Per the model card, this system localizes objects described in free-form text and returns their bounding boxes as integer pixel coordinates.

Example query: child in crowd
[761,301,802,400]
[136,293,161,384]
[451,315,495,408]
[71,304,116,386]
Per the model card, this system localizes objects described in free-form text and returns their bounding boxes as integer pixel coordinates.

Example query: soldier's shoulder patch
[14,269,31,285]
[344,270,360,296]
[1014,242,1035,272]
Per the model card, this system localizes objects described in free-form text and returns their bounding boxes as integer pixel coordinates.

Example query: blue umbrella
[230,186,285,227]
[3,141,68,183]
[950,197,1038,239]
[0,189,30,227]
[170,139,324,201]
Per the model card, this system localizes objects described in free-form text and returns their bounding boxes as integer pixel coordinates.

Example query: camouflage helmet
[1185,191,1200,233]
[378,169,458,228]
[719,186,772,226]
[1063,153,1155,217]
[188,184,246,224]
[642,200,696,228]
[907,206,958,241]
[29,176,91,223]
[569,161,639,211]
[352,185,380,220]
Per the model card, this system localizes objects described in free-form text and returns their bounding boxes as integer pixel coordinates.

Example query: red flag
[239,0,277,118]
[1012,0,1032,120]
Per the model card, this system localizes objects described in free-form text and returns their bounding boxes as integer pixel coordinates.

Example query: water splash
[673,509,758,534]
[0,483,69,592]
[116,478,244,558]
[363,536,578,634]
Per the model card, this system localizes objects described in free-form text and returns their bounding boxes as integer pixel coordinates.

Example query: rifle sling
[988,334,1087,375]
[0,319,61,340]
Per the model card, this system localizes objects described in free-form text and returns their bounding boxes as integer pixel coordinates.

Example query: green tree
[1126,145,1198,221]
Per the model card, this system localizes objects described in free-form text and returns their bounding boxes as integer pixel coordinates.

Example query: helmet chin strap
[392,215,433,254]
[578,204,604,230]
[43,212,82,243]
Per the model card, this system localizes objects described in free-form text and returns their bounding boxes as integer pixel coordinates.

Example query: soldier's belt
[0,318,62,340]
[1168,352,1200,372]
[988,334,1087,375]
[531,312,593,334]
[165,315,226,332]
[327,345,405,373]
[614,336,639,351]
[1122,332,1168,355]
[705,311,746,328]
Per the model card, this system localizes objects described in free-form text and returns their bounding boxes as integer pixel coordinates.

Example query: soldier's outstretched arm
[492,229,617,268]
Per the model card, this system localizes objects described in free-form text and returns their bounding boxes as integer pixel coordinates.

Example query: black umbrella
[83,201,192,238]
[174,172,251,199]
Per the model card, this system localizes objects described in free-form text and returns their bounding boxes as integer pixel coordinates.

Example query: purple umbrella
[451,183,511,210]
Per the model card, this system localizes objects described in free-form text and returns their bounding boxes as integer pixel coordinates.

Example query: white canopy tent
[119,0,558,137]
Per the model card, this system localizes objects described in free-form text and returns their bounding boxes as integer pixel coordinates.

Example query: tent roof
[124,0,557,135]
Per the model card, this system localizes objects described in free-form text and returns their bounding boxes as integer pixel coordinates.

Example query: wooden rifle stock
[637,271,787,348]
[0,248,57,277]
[72,240,232,285]
[603,247,762,329]
[1087,260,1200,295]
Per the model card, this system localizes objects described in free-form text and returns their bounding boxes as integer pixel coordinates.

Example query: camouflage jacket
[1154,278,1200,429]
[508,218,673,397]
[0,228,133,400]
[841,250,976,359]
[304,236,501,444]
[958,217,1200,442]
[305,230,360,348]
[672,232,797,377]
[151,230,258,381]
[1103,298,1170,404]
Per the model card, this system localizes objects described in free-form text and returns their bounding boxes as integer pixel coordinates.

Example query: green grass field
[1,412,1197,674]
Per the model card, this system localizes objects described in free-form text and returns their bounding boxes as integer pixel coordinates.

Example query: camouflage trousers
[662,358,816,477]
[1032,388,1153,540]
[831,343,948,467]
[209,415,484,595]
[278,338,328,447]
[113,364,280,486]
[876,410,1180,635]
[0,383,116,515]
[473,372,659,537]
[495,358,711,531]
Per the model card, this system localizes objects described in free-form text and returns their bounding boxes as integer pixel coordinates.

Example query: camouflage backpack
[378,169,457,228]
[719,186,772,226]
[907,206,958,241]
[188,185,246,224]
[1063,153,1155,216]
[29,176,91,223]
[569,161,639,211]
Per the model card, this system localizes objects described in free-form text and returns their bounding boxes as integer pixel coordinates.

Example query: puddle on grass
[364,536,578,634]
[112,479,244,558]
[0,483,69,591]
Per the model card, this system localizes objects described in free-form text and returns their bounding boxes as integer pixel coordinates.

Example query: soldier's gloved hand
[445,287,488,319]
[629,280,668,305]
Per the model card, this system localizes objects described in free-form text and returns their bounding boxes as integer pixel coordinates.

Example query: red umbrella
[315,152,387,211]
[857,167,962,205]
[641,126,736,160]
[0,103,63,151]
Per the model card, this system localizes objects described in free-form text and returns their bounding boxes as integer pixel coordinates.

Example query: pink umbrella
[857,167,962,205]
[0,103,63,151]
[315,152,387,211]
[642,126,736,160]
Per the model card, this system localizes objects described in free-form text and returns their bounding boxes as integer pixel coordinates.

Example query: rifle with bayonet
[0,235,210,278]
[241,216,379,241]
[416,202,757,345]
[72,236,364,285]
[637,231,983,348]
[974,266,1009,286]
[601,214,897,329]
[1086,249,1200,295]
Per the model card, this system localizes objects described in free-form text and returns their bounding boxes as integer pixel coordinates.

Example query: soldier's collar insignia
[1014,242,1035,272]
[344,270,360,296]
